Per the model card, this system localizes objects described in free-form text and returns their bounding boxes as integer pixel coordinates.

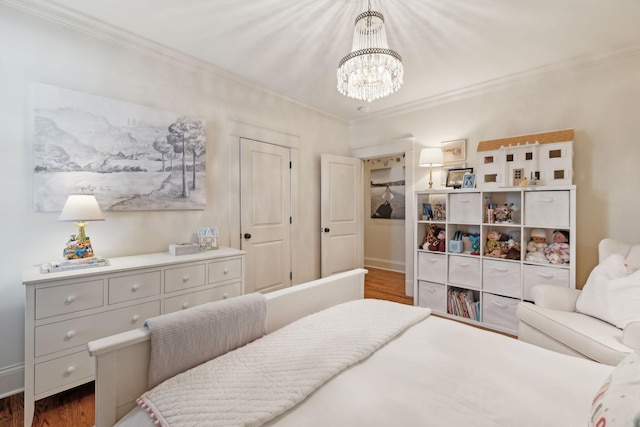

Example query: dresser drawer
[35,279,104,320]
[108,271,161,304]
[524,191,570,227]
[417,252,447,283]
[34,351,93,396]
[482,293,519,333]
[523,264,570,301]
[448,255,481,288]
[417,281,446,313]
[449,193,481,224]
[483,260,521,298]
[35,301,159,357]
[164,264,206,293]
[208,258,242,284]
[164,282,242,314]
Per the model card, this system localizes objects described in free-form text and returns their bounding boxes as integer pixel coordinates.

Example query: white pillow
[606,269,640,329]
[576,253,630,323]
[590,351,640,427]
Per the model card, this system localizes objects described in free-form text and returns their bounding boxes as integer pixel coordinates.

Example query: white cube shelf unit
[414,186,576,335]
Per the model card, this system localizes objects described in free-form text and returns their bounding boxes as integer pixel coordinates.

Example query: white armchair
[517,238,640,366]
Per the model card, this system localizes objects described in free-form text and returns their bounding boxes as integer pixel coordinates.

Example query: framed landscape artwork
[33,83,207,211]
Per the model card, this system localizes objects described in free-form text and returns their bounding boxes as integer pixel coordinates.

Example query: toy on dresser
[525,229,548,263]
[545,230,570,264]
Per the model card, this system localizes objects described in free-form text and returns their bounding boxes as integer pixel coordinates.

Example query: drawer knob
[428,258,438,263]
[537,272,553,279]
[460,263,470,267]
[131,284,140,292]
[65,330,75,340]
[65,366,76,375]
[131,315,140,323]
[222,293,228,299]
[65,295,76,304]
[538,198,553,203]
[494,267,508,272]
[182,275,190,283]
[223,269,228,275]
[492,300,508,308]
[182,302,189,309]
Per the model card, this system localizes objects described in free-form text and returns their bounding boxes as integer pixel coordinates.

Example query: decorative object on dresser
[59,194,104,260]
[418,147,444,190]
[22,247,245,427]
[475,128,573,188]
[415,186,576,335]
[198,227,219,250]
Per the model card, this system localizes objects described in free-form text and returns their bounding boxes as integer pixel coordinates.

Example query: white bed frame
[87,268,367,427]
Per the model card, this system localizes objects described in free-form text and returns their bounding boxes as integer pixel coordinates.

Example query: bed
[87,268,634,427]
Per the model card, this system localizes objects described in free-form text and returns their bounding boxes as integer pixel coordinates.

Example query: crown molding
[352,43,640,124]
[2,0,347,124]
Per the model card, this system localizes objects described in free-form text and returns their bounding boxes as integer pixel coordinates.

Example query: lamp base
[63,234,94,259]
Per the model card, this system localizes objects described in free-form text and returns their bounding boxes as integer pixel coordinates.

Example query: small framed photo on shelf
[446,167,473,189]
[462,173,476,189]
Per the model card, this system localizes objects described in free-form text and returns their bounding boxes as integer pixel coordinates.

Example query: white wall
[0,5,349,396]
[350,52,640,292]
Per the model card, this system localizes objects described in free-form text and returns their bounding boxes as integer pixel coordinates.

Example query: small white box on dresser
[169,242,200,256]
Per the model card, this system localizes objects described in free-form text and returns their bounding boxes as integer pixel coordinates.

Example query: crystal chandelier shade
[337,2,404,102]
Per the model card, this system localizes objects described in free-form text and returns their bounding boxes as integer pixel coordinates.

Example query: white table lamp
[419,147,444,190]
[59,194,105,259]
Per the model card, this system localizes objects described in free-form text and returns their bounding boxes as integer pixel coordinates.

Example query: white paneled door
[320,154,363,277]
[240,138,292,293]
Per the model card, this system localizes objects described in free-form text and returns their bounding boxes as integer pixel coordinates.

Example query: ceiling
[26,0,640,121]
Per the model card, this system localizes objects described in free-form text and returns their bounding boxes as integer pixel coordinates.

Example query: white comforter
[118,304,613,427]
[136,299,430,427]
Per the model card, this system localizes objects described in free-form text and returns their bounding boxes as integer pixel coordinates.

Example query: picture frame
[462,173,476,189]
[441,139,466,163]
[446,167,473,189]
[441,162,466,185]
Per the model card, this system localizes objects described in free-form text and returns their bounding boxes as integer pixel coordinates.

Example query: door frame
[350,136,416,296]
[228,119,300,283]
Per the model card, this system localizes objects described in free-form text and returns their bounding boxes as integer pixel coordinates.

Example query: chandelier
[337,0,404,102]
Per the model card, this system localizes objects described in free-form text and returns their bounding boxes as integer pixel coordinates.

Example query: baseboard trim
[0,363,24,399]
[363,257,405,273]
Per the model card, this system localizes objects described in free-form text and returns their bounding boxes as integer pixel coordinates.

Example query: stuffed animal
[545,230,570,264]
[525,228,548,263]
[485,230,509,258]
[468,234,481,255]
[428,228,446,252]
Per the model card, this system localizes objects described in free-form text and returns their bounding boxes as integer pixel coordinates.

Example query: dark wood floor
[0,267,410,427]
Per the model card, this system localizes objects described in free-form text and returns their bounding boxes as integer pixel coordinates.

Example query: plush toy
[485,230,509,258]
[428,228,446,252]
[468,234,481,255]
[525,228,548,263]
[545,230,570,264]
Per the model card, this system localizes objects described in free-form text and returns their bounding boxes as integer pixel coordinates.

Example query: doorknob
[244,233,252,239]
[321,228,330,233]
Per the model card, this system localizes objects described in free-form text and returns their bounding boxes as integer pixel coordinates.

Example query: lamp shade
[419,147,444,167]
[59,194,105,222]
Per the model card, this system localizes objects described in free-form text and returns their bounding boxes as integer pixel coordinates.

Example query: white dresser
[22,248,245,427]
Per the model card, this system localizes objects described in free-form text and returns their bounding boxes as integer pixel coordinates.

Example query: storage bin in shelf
[522,263,570,301]
[447,287,480,321]
[482,293,519,333]
[524,190,570,228]
[417,281,446,313]
[482,259,521,298]
[449,192,481,224]
[448,255,481,288]
[417,251,447,283]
